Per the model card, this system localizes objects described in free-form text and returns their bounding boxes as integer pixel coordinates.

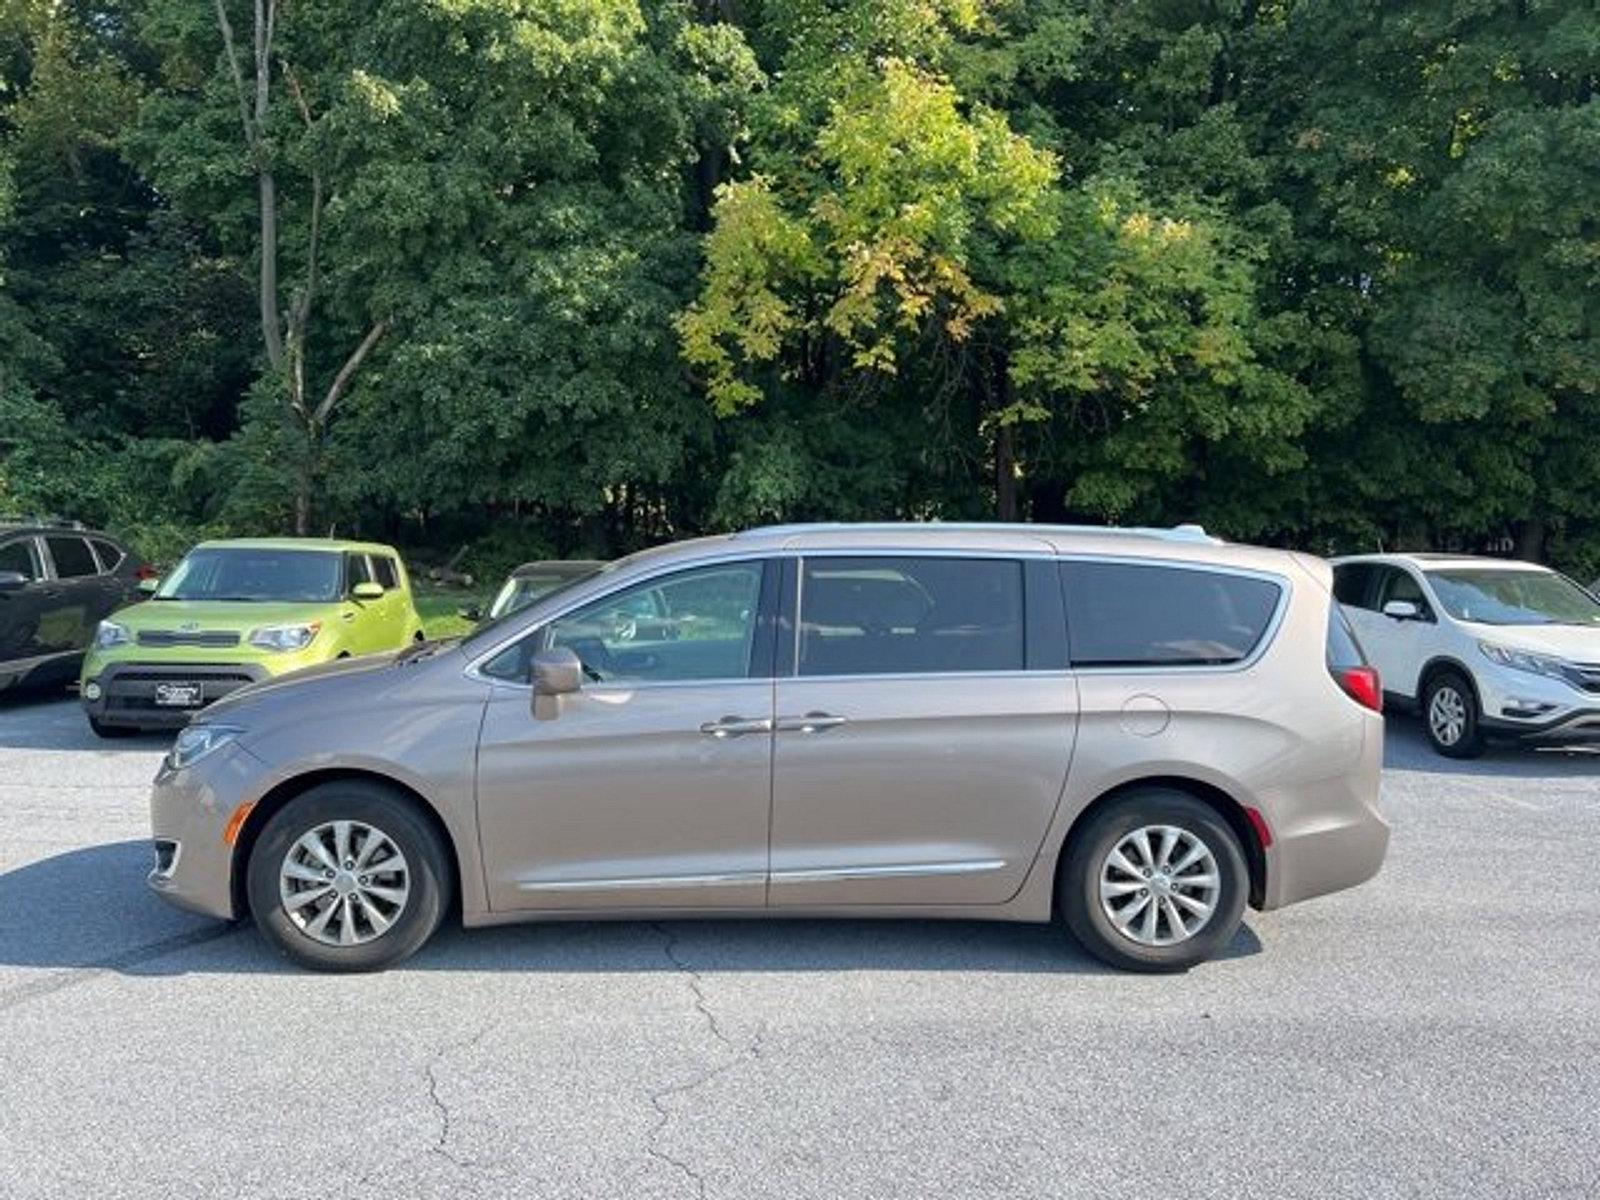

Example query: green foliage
[0,0,1596,569]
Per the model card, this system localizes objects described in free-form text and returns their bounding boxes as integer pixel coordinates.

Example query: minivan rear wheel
[247,781,449,972]
[1060,789,1248,973]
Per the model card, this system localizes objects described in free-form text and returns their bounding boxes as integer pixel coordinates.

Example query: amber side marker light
[222,801,256,846]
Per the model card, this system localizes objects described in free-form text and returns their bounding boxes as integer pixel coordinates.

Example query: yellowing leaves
[681,55,1056,411]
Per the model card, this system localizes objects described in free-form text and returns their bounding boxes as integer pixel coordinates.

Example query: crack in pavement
[644,924,772,1198]
[426,1028,490,1172]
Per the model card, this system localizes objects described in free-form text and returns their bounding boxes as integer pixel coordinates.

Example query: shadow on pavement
[1382,717,1600,778]
[0,692,171,752]
[0,840,1263,981]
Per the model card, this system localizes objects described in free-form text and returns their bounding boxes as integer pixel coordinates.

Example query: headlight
[247,622,321,652]
[167,724,243,770]
[1478,641,1571,681]
[94,620,131,649]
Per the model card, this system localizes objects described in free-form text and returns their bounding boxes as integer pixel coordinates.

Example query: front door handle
[699,715,773,738]
[776,712,848,734]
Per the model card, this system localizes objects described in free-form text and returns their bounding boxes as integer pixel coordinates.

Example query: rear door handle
[776,712,847,734]
[699,715,774,738]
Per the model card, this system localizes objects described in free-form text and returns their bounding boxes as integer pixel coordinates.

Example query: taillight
[135,563,158,580]
[1338,666,1383,713]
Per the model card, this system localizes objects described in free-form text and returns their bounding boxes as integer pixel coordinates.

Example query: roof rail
[736,521,1220,544]
[0,513,86,530]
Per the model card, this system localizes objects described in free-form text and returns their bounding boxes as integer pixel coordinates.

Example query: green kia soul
[81,538,424,736]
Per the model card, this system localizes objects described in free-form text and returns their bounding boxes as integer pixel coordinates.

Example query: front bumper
[1473,661,1600,745]
[84,661,269,730]
[147,740,271,920]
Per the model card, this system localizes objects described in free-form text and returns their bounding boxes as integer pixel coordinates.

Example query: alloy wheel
[1428,685,1468,747]
[1098,825,1221,947]
[278,819,411,947]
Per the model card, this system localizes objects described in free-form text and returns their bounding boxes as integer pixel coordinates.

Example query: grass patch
[414,584,490,639]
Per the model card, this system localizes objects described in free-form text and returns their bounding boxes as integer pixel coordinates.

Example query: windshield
[1425,569,1600,627]
[461,560,617,649]
[155,548,343,603]
[488,568,601,620]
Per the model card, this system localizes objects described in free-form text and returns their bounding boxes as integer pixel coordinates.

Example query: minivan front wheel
[247,781,449,972]
[1422,670,1485,759]
[1060,790,1248,973]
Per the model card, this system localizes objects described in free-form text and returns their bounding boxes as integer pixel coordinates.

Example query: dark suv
[0,518,144,694]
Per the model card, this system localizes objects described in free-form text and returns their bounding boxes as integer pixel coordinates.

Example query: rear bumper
[84,661,268,730]
[1261,713,1390,911]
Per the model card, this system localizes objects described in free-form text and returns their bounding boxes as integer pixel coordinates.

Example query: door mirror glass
[0,570,27,592]
[138,577,160,594]
[1382,599,1421,621]
[352,581,385,600]
[531,646,584,695]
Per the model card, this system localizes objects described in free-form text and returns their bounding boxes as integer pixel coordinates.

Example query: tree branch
[213,0,254,146]
[314,321,390,427]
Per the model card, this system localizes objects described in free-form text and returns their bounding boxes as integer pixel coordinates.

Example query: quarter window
[90,539,125,572]
[1061,561,1281,668]
[46,536,99,579]
[0,539,39,580]
[798,557,1025,676]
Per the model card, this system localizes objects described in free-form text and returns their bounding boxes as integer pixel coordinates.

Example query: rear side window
[0,539,39,580]
[46,535,99,578]
[1061,561,1281,668]
[373,556,399,589]
[1332,563,1376,608]
[90,538,124,572]
[799,557,1024,676]
[1327,605,1368,670]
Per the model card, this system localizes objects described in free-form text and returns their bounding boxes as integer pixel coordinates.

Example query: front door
[0,536,50,666]
[1348,565,1435,699]
[475,558,778,911]
[769,555,1076,907]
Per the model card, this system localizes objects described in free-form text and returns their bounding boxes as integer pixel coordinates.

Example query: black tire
[247,780,450,972]
[1421,669,1485,759]
[88,715,136,739]
[1059,789,1249,973]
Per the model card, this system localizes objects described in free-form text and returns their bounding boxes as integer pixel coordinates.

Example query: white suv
[1331,554,1600,756]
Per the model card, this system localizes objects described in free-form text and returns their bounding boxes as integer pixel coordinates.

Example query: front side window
[373,556,399,590]
[1062,561,1282,668]
[0,538,39,580]
[346,554,374,590]
[46,536,99,579]
[798,557,1025,676]
[1374,567,1430,615]
[484,561,765,684]
[1425,569,1600,627]
[155,548,343,603]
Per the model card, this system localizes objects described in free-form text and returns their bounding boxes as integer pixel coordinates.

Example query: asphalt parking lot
[1,690,1597,1200]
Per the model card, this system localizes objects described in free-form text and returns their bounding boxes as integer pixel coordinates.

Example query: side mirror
[531,646,584,695]
[1382,599,1422,621]
[0,570,28,593]
[459,605,483,623]
[352,581,385,601]
[137,577,160,594]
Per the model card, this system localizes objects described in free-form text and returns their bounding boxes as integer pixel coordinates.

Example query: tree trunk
[1514,517,1547,561]
[995,423,1017,521]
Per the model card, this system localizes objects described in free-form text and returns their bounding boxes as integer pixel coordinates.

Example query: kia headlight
[247,622,321,652]
[94,620,131,650]
[1478,641,1571,681]
[167,724,243,771]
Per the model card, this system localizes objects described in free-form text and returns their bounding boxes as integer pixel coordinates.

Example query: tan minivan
[148,523,1389,973]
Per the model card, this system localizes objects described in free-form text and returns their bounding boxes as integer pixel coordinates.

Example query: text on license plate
[153,683,204,707]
